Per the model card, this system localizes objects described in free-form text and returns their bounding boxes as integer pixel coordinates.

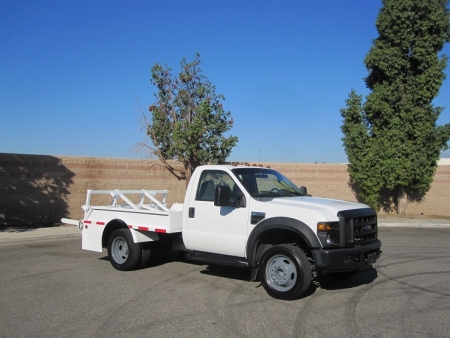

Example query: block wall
[1,153,449,226]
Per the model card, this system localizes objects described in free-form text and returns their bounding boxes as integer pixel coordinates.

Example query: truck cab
[181,164,381,299]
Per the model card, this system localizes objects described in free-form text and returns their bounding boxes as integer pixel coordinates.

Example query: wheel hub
[111,237,129,264]
[265,254,297,291]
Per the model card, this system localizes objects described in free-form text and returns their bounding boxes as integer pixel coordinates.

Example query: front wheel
[107,229,141,271]
[259,244,311,300]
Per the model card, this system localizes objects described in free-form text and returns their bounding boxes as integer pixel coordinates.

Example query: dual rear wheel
[107,229,151,271]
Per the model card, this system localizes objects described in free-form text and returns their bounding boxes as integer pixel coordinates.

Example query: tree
[341,0,450,213]
[139,53,238,186]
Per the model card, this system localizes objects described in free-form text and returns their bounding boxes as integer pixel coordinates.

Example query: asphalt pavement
[0,217,449,244]
[1,227,450,337]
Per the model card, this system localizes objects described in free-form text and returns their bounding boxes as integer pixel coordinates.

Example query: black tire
[139,243,152,268]
[258,244,311,300]
[107,229,141,271]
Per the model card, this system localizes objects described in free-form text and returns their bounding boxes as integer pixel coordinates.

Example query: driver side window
[195,170,241,202]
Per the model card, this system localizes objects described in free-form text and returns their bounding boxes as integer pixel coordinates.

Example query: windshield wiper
[259,191,280,196]
[285,192,303,196]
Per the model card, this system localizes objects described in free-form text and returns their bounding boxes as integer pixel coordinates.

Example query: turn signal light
[317,222,339,232]
[317,222,332,231]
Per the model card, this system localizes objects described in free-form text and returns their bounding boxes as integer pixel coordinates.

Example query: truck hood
[263,196,370,221]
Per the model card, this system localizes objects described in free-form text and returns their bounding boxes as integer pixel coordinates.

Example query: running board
[185,251,249,267]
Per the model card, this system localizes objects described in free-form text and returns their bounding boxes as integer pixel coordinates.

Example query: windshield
[231,168,306,198]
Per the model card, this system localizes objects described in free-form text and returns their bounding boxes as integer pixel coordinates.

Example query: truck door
[184,169,249,257]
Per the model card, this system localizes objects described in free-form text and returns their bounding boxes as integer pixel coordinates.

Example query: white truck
[62,164,381,300]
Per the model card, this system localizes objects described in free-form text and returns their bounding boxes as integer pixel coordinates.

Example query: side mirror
[300,186,308,195]
[214,186,246,208]
[214,186,231,206]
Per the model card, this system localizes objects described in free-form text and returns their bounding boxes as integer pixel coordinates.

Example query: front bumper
[311,240,381,273]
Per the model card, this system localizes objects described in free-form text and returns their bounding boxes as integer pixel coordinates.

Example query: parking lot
[0,227,449,337]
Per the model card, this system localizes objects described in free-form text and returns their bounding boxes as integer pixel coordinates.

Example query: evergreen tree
[341,0,450,213]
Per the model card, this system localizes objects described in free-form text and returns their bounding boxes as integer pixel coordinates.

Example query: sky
[1,0,450,164]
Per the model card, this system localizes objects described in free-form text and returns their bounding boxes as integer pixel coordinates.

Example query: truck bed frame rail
[82,189,170,218]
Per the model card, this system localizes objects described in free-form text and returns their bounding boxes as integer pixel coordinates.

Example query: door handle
[188,207,195,218]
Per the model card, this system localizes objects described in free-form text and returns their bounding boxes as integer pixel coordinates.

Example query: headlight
[317,221,340,248]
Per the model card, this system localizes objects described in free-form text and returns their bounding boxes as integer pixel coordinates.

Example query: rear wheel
[259,244,311,300]
[107,229,141,271]
[140,243,152,268]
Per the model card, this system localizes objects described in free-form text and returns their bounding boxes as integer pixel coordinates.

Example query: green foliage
[143,53,238,183]
[341,0,450,211]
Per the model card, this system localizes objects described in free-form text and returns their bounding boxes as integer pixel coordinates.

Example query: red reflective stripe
[129,226,166,233]
[84,220,92,224]
[96,221,105,226]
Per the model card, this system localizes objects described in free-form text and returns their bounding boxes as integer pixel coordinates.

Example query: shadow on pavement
[314,265,378,290]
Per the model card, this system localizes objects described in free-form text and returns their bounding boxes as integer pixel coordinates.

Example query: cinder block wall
[0,154,186,225]
[268,162,450,216]
[1,153,449,226]
[58,156,187,220]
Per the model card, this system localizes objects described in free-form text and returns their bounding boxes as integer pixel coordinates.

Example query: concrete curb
[378,222,450,228]
[0,233,81,243]
[0,227,81,244]
[378,218,450,228]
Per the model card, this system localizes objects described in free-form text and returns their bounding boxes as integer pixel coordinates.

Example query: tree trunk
[397,185,408,215]
[185,169,192,188]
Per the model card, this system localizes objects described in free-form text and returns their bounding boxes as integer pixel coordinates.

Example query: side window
[195,170,241,201]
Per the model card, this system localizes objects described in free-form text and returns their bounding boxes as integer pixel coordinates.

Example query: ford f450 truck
[62,164,381,300]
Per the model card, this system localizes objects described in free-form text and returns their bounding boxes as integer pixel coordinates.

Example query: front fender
[246,217,321,266]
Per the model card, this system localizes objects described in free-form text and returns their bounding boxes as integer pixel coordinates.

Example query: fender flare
[102,219,128,248]
[246,217,321,266]
[102,219,160,247]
